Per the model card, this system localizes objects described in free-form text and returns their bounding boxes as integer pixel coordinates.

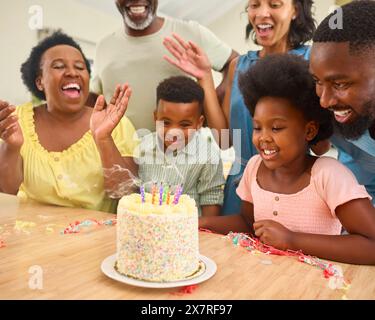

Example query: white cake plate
[101,254,217,288]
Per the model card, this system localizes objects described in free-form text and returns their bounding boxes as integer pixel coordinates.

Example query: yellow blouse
[10,103,137,213]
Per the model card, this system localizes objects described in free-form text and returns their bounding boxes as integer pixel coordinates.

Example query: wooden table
[0,193,374,300]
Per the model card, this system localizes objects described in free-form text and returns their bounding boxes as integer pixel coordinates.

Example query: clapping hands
[90,84,131,142]
[0,100,24,148]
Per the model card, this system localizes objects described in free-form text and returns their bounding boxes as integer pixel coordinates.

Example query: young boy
[137,76,225,216]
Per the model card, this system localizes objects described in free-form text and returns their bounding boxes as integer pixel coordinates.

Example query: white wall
[208,0,252,56]
[0,0,121,105]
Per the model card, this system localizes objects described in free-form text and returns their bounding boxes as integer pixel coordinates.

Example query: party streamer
[225,232,350,293]
[61,218,117,234]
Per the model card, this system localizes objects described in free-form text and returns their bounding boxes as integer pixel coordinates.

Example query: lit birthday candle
[140,185,145,203]
[163,184,169,203]
[151,182,156,205]
[172,185,180,205]
[159,183,164,206]
[172,185,178,205]
[166,185,171,205]
[176,184,184,204]
[173,184,183,205]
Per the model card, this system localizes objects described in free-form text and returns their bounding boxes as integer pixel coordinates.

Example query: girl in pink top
[200,54,375,265]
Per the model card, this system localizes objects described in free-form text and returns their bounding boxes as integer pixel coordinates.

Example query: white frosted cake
[116,193,200,282]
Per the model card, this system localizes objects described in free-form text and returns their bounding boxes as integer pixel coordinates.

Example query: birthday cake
[116,191,201,282]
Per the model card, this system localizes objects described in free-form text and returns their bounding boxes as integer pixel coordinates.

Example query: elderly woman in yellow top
[0,31,138,213]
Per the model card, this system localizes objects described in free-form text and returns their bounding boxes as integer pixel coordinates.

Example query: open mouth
[61,83,81,99]
[256,24,274,37]
[129,6,147,14]
[329,108,353,123]
[125,3,150,19]
[260,148,278,160]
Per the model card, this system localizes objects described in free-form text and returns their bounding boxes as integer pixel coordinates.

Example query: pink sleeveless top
[236,155,371,235]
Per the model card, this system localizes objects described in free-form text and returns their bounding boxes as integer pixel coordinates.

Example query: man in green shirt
[90,0,238,131]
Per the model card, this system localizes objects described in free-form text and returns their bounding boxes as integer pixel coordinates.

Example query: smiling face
[154,99,204,151]
[36,45,90,113]
[247,0,296,50]
[252,96,317,170]
[116,0,158,31]
[310,42,375,139]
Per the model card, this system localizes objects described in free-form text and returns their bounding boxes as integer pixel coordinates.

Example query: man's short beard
[334,101,375,140]
[123,12,155,30]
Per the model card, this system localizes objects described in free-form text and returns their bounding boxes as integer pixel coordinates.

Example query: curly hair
[20,31,91,101]
[313,0,375,56]
[238,54,333,145]
[156,76,204,113]
[245,0,316,49]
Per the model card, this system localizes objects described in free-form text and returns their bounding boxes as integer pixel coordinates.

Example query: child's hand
[253,220,294,251]
[163,33,211,80]
[198,216,209,229]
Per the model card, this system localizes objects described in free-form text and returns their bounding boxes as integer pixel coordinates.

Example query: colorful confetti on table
[171,284,199,296]
[0,225,11,239]
[37,215,53,221]
[225,232,351,295]
[14,220,36,234]
[45,224,56,234]
[61,218,117,234]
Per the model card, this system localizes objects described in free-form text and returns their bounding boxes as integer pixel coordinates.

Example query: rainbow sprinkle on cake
[116,192,200,282]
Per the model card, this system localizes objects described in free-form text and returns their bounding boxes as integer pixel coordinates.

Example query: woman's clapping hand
[90,84,131,142]
[0,100,24,148]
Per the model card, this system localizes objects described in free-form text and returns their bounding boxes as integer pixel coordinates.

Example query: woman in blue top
[163,0,315,214]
